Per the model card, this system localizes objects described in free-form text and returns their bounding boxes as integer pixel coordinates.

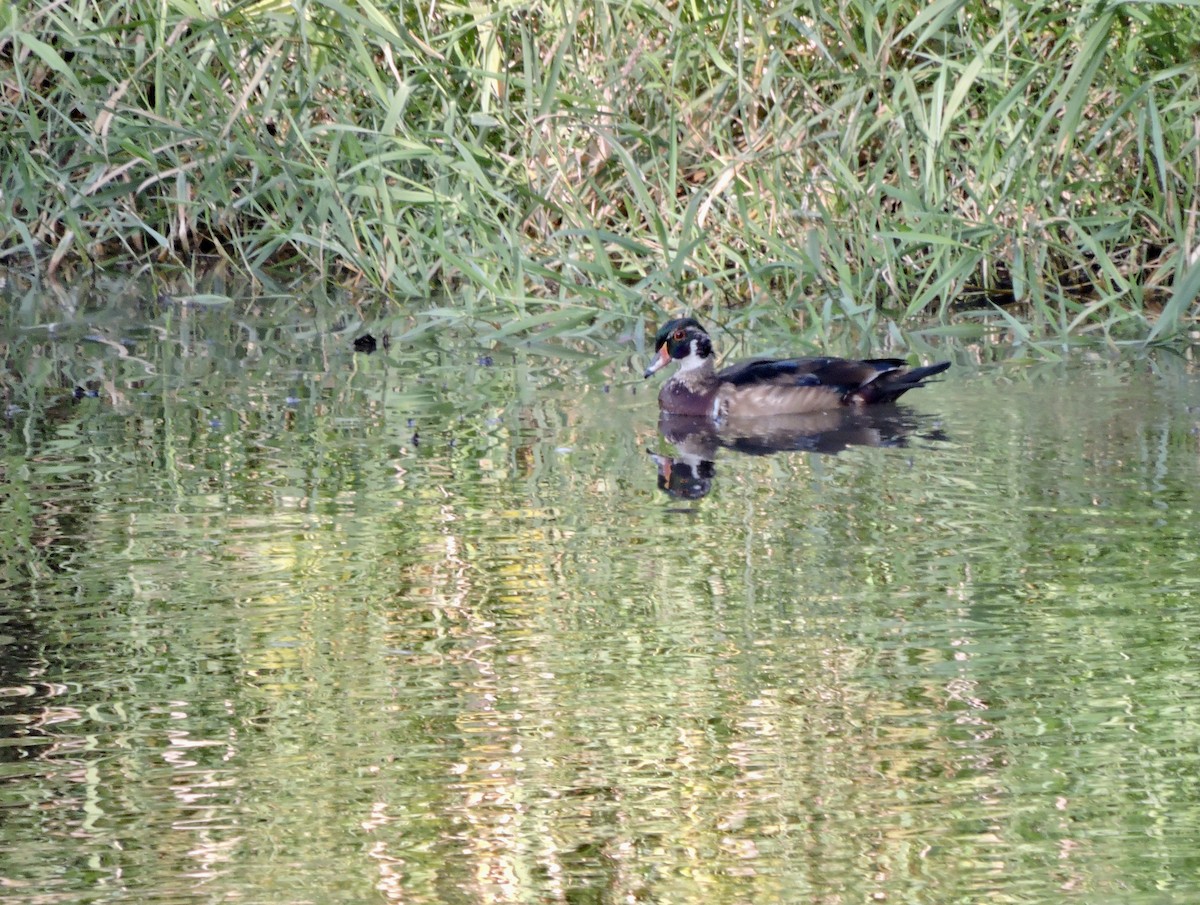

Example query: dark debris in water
[353,333,391,354]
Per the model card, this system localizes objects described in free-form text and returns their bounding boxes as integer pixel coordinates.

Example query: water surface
[2,306,1199,903]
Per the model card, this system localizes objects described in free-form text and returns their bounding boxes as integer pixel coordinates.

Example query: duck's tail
[851,361,951,405]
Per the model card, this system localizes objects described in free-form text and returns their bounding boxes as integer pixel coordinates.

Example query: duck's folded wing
[718,356,907,391]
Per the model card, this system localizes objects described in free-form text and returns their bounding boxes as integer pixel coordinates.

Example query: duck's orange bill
[643,344,672,378]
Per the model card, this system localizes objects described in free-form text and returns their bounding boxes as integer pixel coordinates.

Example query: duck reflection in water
[649,408,948,500]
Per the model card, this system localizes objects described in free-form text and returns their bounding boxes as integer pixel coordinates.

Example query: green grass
[2,0,1198,345]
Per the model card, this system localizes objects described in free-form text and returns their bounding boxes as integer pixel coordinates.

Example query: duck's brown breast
[659,380,719,417]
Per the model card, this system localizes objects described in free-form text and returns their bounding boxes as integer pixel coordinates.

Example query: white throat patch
[676,339,709,373]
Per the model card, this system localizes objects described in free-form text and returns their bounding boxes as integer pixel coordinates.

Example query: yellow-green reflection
[2,311,1199,903]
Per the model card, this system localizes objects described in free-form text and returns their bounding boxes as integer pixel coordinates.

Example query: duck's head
[643,317,714,378]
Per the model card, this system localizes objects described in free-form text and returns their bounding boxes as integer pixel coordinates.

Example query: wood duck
[644,317,950,419]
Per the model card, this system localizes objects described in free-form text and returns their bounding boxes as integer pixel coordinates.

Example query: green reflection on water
[1,309,1199,903]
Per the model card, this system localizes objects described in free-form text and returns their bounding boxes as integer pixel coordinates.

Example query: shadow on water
[650,407,950,501]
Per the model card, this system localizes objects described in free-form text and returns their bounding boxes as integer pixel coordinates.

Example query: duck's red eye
[672,329,685,340]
